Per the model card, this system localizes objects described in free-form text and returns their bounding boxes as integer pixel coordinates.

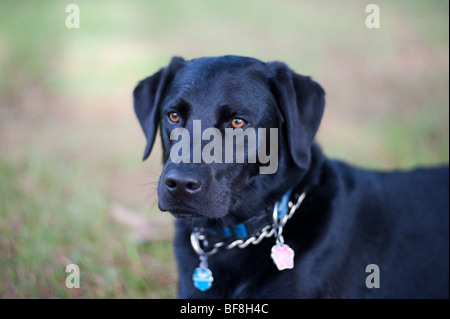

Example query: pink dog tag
[271,244,295,270]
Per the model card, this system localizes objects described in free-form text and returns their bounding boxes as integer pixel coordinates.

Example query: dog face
[134,56,325,221]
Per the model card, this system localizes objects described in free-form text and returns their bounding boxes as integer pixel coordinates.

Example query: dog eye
[168,112,180,123]
[230,117,246,129]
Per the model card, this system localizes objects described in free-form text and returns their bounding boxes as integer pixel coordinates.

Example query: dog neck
[189,143,326,246]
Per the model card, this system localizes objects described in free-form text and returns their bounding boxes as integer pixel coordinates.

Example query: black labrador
[133,55,449,298]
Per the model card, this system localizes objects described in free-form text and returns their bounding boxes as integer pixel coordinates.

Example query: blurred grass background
[0,0,448,298]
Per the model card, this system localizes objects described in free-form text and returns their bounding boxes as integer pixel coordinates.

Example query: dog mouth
[165,206,207,220]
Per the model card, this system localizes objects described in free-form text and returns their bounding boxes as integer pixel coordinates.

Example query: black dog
[133,55,449,298]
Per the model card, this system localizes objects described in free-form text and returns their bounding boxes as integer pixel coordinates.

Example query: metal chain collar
[190,192,306,257]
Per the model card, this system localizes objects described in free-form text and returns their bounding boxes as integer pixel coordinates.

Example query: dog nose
[164,168,202,196]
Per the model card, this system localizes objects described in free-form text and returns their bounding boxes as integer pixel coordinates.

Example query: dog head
[134,55,325,221]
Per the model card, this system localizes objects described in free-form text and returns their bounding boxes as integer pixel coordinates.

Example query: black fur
[134,55,449,298]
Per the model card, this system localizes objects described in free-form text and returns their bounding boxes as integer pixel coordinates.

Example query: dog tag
[271,244,295,271]
[192,267,214,291]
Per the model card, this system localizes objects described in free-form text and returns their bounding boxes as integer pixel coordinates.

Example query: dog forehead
[167,57,272,108]
[187,55,266,74]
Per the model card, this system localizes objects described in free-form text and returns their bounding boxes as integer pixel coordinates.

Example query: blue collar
[276,188,292,219]
[204,189,294,242]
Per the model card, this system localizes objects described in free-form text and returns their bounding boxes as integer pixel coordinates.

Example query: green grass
[0,146,176,298]
[0,0,448,298]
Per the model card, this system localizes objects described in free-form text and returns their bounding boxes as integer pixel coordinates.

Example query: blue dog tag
[192,267,214,291]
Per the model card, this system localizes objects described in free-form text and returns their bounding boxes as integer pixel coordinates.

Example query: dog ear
[268,62,325,169]
[133,57,185,160]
